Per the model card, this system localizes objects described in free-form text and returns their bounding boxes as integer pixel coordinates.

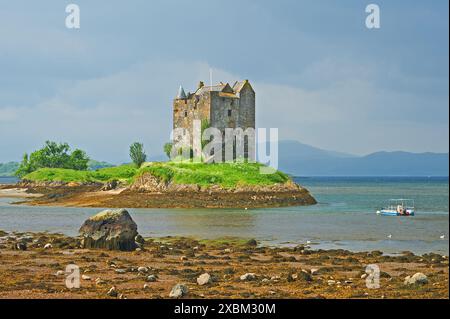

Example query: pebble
[95,278,106,285]
[81,275,91,280]
[138,266,148,273]
[261,278,270,283]
[146,275,157,282]
[240,273,256,281]
[310,268,319,275]
[115,269,127,274]
[270,276,280,282]
[169,284,188,298]
[327,280,336,285]
[15,242,27,251]
[107,286,118,297]
[360,274,367,279]
[224,248,232,253]
[197,273,212,286]
[55,270,65,276]
[143,284,149,290]
[44,243,53,249]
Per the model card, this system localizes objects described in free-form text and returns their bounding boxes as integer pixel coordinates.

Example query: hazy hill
[276,141,449,176]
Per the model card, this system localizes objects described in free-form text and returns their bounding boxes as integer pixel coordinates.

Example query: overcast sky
[0,0,448,163]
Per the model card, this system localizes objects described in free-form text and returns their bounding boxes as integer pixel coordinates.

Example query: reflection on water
[0,177,448,255]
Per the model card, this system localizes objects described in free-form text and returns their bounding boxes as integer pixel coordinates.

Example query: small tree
[15,141,89,177]
[163,142,173,159]
[129,142,147,168]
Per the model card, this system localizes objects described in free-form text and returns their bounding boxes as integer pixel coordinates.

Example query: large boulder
[79,209,138,251]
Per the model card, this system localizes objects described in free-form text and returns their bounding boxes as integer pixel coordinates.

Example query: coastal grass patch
[23,161,291,188]
[137,162,289,188]
[23,164,138,183]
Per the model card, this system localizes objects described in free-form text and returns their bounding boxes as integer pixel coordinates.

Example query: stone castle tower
[173,80,255,138]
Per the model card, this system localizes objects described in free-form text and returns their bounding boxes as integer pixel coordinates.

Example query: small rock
[180,256,188,261]
[95,278,106,285]
[138,266,148,273]
[327,280,336,285]
[169,284,188,298]
[310,268,319,275]
[361,273,367,279]
[143,284,149,290]
[44,243,53,249]
[261,278,270,283]
[146,275,157,282]
[270,276,280,282]
[404,272,428,285]
[135,234,145,245]
[115,269,127,274]
[297,272,313,282]
[197,273,212,286]
[135,248,142,252]
[82,275,91,280]
[224,248,232,253]
[246,239,257,246]
[107,286,118,297]
[55,270,65,276]
[15,242,27,251]
[240,273,256,281]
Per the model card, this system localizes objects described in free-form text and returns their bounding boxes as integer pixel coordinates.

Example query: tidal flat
[0,232,447,299]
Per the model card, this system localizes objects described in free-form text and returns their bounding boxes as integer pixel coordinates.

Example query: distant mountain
[87,160,115,171]
[275,141,449,176]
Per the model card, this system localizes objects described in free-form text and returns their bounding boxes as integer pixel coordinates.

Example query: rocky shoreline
[0,174,317,208]
[0,209,447,299]
[0,230,447,299]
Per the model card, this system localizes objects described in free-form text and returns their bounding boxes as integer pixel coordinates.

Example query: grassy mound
[23,162,290,188]
[23,164,137,183]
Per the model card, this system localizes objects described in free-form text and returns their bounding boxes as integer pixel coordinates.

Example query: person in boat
[397,205,405,215]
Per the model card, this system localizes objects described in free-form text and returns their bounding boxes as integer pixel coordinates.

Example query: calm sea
[0,176,448,255]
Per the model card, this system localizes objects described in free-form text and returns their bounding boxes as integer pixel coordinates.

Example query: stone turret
[176,85,187,99]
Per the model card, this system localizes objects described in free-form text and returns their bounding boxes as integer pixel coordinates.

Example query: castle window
[184,111,188,117]
[228,109,232,117]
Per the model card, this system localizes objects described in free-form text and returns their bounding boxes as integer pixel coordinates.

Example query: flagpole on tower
[209,68,213,87]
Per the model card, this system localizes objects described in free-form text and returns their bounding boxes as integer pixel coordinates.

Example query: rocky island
[0,162,316,208]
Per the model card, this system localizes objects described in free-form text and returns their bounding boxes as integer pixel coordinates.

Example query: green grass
[137,162,289,188]
[23,162,291,188]
[23,164,138,183]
